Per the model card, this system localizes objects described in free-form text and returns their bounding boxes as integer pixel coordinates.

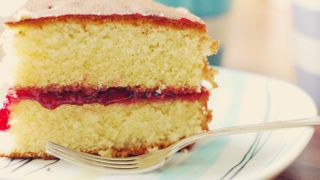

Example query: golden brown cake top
[7,0,203,24]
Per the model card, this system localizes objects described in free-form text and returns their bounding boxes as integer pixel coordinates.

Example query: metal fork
[46,116,320,174]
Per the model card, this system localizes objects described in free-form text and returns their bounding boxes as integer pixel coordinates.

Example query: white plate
[0,68,317,179]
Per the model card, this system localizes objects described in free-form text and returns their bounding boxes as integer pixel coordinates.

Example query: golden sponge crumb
[9,19,218,89]
[3,99,210,158]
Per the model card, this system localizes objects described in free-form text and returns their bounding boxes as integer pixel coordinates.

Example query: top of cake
[7,0,203,24]
[1,0,217,90]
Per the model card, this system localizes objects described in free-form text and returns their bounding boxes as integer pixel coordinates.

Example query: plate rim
[215,67,317,179]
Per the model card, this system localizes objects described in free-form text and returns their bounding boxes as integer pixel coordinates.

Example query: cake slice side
[4,15,218,89]
[0,97,211,159]
[0,0,218,159]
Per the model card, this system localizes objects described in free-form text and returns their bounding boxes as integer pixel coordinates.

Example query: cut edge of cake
[0,0,218,159]
[0,97,212,159]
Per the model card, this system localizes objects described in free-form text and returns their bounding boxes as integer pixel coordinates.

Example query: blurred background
[0,0,319,110]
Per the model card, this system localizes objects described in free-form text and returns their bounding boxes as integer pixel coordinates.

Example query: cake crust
[6,14,206,32]
[0,143,196,160]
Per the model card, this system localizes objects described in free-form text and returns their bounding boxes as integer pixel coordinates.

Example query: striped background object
[292,0,320,111]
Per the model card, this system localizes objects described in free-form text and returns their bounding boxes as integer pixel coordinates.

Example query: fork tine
[47,142,139,163]
[47,146,139,169]
[47,142,138,165]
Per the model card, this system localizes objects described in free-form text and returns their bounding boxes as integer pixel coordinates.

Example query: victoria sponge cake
[0,0,218,159]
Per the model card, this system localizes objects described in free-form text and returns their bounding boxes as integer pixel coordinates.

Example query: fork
[46,116,320,174]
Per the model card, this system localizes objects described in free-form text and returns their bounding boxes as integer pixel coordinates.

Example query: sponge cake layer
[4,15,217,89]
[0,98,211,158]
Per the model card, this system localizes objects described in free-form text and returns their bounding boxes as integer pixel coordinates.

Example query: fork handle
[168,116,320,155]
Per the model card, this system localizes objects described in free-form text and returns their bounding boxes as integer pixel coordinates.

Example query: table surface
[215,0,320,179]
[275,129,320,179]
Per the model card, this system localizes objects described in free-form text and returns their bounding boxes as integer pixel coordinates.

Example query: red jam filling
[0,87,209,131]
[0,108,10,131]
[0,94,14,131]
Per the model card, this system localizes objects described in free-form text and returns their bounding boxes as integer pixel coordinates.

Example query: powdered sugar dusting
[7,0,203,24]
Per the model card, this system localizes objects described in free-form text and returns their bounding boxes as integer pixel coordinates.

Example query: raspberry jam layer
[0,87,209,131]
[0,98,11,131]
[0,91,18,131]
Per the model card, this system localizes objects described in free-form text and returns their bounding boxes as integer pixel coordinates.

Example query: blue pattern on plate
[222,80,273,179]
[158,73,247,179]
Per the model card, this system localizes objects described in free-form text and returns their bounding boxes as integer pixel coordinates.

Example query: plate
[0,68,317,179]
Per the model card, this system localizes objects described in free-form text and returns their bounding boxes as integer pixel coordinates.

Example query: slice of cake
[0,0,218,159]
